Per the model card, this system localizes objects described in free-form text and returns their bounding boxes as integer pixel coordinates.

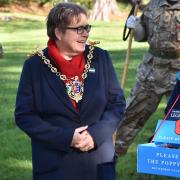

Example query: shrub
[73,0,94,9]
[0,0,12,6]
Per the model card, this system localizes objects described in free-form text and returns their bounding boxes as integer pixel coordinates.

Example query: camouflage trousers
[115,52,180,155]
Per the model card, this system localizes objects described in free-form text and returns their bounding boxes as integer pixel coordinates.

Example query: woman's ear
[55,28,62,41]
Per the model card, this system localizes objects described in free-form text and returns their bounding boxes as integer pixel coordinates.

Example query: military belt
[149,48,180,59]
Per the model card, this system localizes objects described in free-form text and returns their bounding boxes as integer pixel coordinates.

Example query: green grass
[0,12,172,180]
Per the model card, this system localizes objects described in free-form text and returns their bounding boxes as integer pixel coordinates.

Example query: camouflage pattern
[115,0,180,155]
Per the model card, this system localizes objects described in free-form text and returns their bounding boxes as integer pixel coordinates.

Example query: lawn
[0,12,171,180]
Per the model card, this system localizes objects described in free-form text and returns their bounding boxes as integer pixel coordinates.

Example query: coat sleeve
[87,51,126,147]
[14,60,75,152]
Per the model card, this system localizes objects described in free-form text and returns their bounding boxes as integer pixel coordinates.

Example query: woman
[15,2,126,180]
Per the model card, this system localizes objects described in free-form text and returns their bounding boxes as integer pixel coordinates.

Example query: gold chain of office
[36,45,94,81]
[35,44,97,103]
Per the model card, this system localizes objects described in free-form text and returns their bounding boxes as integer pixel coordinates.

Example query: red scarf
[48,39,85,80]
[48,39,85,110]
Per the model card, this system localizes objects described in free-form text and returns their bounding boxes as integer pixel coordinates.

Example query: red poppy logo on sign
[175,120,180,135]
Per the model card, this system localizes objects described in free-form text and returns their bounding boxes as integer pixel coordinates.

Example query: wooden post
[121,4,139,90]
[113,3,140,146]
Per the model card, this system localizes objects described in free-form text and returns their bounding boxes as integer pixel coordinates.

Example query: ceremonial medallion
[66,76,84,103]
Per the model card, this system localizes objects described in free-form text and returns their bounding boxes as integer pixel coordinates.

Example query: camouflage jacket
[136,0,180,52]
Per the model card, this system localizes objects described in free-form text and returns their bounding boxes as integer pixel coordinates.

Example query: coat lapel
[41,49,78,114]
[80,45,99,114]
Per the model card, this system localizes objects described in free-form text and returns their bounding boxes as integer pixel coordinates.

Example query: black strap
[123,5,135,41]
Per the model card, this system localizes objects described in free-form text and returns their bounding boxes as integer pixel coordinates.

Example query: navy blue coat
[15,45,126,180]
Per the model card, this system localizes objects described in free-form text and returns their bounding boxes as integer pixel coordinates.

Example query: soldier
[116,0,180,155]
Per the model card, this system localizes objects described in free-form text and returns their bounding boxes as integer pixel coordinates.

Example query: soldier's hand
[126,15,137,29]
[115,140,128,157]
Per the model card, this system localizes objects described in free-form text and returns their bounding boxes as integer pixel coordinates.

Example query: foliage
[117,0,132,4]
[36,0,50,7]
[0,0,50,6]
[73,0,94,9]
[0,0,127,9]
[0,0,93,7]
[117,0,151,5]
[0,0,31,6]
[0,0,12,5]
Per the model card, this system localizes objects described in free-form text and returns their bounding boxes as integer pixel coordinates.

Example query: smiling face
[55,13,90,58]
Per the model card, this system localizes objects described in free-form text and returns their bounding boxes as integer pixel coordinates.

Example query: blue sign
[137,143,180,178]
[153,120,180,147]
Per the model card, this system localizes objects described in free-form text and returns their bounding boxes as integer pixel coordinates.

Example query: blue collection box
[137,143,180,178]
[137,118,180,178]
[153,120,180,147]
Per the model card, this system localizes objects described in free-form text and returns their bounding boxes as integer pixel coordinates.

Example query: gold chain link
[36,45,94,81]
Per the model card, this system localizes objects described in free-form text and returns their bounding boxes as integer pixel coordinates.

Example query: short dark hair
[47,2,87,40]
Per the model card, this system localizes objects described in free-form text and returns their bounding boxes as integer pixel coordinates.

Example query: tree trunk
[90,0,120,21]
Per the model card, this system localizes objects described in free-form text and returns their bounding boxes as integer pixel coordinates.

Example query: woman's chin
[76,47,86,54]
